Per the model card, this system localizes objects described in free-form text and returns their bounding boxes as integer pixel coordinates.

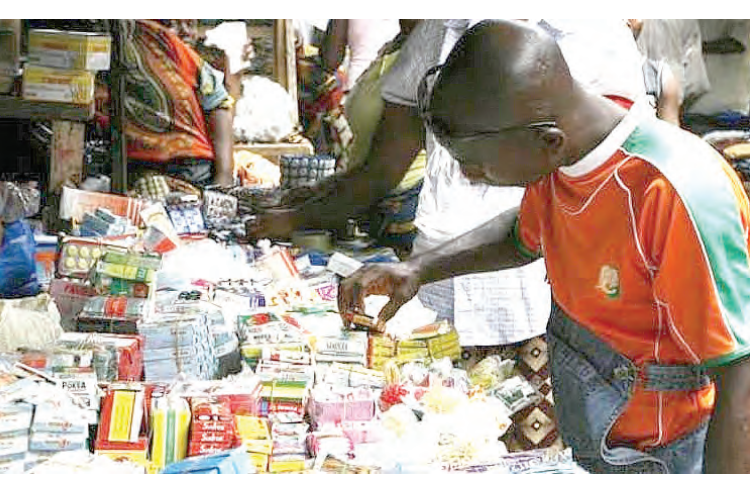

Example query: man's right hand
[246,208,298,240]
[337,262,422,332]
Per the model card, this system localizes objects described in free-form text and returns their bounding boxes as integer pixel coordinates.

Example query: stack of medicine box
[23,29,111,105]
[93,250,161,300]
[77,250,161,334]
[367,321,462,371]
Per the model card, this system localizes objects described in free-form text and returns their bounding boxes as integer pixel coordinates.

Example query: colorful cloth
[365,179,423,258]
[298,59,352,163]
[121,20,232,165]
[516,99,750,449]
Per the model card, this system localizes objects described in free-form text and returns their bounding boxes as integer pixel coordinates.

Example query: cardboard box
[57,332,144,382]
[22,65,94,105]
[28,29,111,71]
[97,386,146,445]
[160,447,254,474]
[31,402,89,434]
[28,431,88,451]
[0,453,25,474]
[247,452,269,472]
[0,20,21,94]
[0,403,33,435]
[149,397,190,469]
[95,436,150,469]
[0,431,28,458]
[60,187,147,227]
[268,457,306,473]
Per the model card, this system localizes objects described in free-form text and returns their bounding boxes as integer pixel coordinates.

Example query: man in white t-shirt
[376,18,645,451]
[381,19,644,348]
[322,19,401,91]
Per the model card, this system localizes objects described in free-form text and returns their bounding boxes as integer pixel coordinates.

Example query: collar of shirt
[559,98,654,178]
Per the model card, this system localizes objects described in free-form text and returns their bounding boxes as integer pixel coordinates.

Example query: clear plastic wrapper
[79,295,152,323]
[449,447,589,474]
[139,312,217,382]
[0,294,62,354]
[490,375,543,416]
[468,355,516,391]
[309,385,377,425]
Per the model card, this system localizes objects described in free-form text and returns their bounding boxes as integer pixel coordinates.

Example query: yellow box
[28,29,111,71]
[269,459,306,473]
[248,452,269,473]
[109,390,135,442]
[235,415,271,440]
[398,339,429,349]
[22,65,94,105]
[368,344,396,357]
[95,450,148,469]
[243,439,273,455]
[150,397,191,470]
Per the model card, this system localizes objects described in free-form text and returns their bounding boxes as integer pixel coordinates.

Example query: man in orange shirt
[338,20,750,473]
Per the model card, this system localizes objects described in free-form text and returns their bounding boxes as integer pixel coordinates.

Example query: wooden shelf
[0,95,93,122]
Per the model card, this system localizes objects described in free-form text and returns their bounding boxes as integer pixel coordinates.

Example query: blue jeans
[547,303,709,474]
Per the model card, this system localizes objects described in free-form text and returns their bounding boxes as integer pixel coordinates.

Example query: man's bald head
[427,20,577,136]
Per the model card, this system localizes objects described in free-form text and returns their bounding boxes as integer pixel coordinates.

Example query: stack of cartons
[0,20,21,94]
[368,321,462,370]
[22,29,111,105]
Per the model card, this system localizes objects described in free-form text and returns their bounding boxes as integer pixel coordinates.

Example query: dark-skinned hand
[246,208,298,240]
[337,262,421,333]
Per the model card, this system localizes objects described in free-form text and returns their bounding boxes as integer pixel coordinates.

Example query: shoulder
[622,117,720,168]
[624,118,749,231]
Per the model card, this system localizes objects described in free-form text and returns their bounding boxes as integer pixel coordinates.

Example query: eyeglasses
[416,63,558,152]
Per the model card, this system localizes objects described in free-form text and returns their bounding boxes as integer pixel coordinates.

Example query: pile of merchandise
[0,186,587,474]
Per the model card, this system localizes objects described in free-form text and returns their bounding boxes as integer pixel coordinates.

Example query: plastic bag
[0,293,63,353]
[0,181,40,223]
[0,220,40,299]
[233,76,298,143]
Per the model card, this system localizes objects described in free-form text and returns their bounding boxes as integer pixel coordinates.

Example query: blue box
[160,447,254,474]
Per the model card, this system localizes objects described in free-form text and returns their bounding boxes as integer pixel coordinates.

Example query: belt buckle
[613,364,637,382]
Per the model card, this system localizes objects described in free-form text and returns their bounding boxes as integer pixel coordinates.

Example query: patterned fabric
[366,180,424,258]
[299,62,353,165]
[121,20,232,164]
[459,335,562,453]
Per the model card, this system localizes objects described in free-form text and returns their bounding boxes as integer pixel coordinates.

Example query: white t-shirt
[688,20,750,116]
[345,19,400,91]
[381,19,645,346]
